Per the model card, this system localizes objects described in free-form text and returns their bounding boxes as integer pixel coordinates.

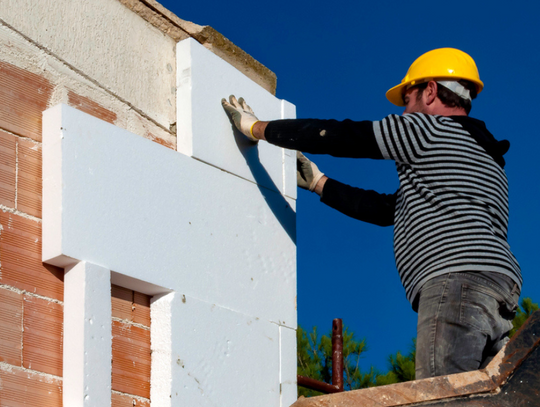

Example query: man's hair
[415,80,477,114]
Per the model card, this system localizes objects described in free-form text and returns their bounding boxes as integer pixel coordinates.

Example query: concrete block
[43,103,296,327]
[63,261,112,407]
[177,38,297,196]
[1,0,176,128]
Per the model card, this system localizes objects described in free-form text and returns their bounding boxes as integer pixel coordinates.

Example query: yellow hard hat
[386,48,484,106]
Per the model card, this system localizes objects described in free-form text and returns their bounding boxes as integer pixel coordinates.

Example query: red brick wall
[111,285,152,400]
[0,60,153,406]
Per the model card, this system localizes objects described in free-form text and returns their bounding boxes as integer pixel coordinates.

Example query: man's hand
[297,151,326,193]
[221,95,260,142]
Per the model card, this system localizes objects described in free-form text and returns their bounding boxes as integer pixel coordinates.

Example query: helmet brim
[386,77,485,107]
[386,83,408,107]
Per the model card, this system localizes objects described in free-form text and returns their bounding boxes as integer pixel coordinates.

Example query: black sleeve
[265,119,383,159]
[320,178,396,226]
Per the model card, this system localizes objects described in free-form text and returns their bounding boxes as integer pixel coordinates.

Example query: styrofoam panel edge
[111,270,173,296]
[151,292,174,407]
[281,100,298,200]
[63,261,112,406]
[280,325,298,407]
[42,105,65,264]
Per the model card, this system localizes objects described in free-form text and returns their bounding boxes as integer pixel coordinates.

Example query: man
[222,48,521,379]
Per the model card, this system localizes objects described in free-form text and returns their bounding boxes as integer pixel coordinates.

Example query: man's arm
[252,120,268,140]
[222,96,395,225]
[222,96,383,159]
[297,152,395,226]
[320,179,396,226]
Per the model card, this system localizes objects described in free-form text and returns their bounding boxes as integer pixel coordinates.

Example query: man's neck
[427,100,467,116]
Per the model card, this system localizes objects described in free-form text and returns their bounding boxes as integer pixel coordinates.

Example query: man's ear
[424,81,438,105]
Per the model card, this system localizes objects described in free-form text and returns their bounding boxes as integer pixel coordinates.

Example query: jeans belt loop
[511,283,519,296]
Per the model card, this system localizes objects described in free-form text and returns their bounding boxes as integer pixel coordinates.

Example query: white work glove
[221,95,259,142]
[297,151,325,192]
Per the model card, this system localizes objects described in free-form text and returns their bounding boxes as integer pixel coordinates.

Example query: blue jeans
[415,272,519,379]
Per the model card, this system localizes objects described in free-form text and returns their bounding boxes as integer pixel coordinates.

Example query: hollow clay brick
[111,392,150,407]
[0,131,16,208]
[68,91,117,125]
[0,61,53,142]
[112,320,151,398]
[111,285,151,327]
[23,295,63,376]
[132,291,150,326]
[112,284,134,321]
[146,131,175,150]
[0,211,64,301]
[0,287,23,366]
[17,139,42,218]
[0,367,62,406]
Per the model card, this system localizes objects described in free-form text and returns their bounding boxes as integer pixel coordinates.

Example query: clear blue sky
[160,0,540,372]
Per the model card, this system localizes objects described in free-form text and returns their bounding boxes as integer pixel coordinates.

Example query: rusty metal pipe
[297,318,345,394]
[332,318,344,391]
[297,375,341,394]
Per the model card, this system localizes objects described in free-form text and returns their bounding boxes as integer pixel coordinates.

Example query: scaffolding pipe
[297,318,344,394]
[297,375,341,394]
[332,318,344,391]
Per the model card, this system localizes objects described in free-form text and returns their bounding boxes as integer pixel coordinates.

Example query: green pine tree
[375,339,416,385]
[509,297,539,337]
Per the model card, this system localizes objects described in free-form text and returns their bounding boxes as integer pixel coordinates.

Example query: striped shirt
[264,113,521,307]
[373,113,521,304]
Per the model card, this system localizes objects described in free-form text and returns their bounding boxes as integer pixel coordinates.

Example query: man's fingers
[238,97,255,115]
[239,98,251,112]
[297,151,306,160]
[222,101,236,116]
[229,95,241,108]
[297,151,311,166]
[225,95,255,115]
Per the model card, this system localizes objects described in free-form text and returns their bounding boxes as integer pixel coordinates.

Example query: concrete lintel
[63,261,112,407]
[117,0,277,94]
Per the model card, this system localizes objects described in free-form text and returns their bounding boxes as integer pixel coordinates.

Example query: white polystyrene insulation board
[177,38,297,199]
[280,325,298,407]
[63,261,112,407]
[42,104,297,328]
[168,295,280,407]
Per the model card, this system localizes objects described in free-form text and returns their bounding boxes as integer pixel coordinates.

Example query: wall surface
[0,0,297,406]
[0,0,175,404]
[42,94,297,406]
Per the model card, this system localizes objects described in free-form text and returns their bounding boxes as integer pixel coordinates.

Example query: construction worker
[222,48,522,379]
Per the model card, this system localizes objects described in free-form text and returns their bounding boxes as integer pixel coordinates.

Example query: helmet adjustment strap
[436,81,471,101]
